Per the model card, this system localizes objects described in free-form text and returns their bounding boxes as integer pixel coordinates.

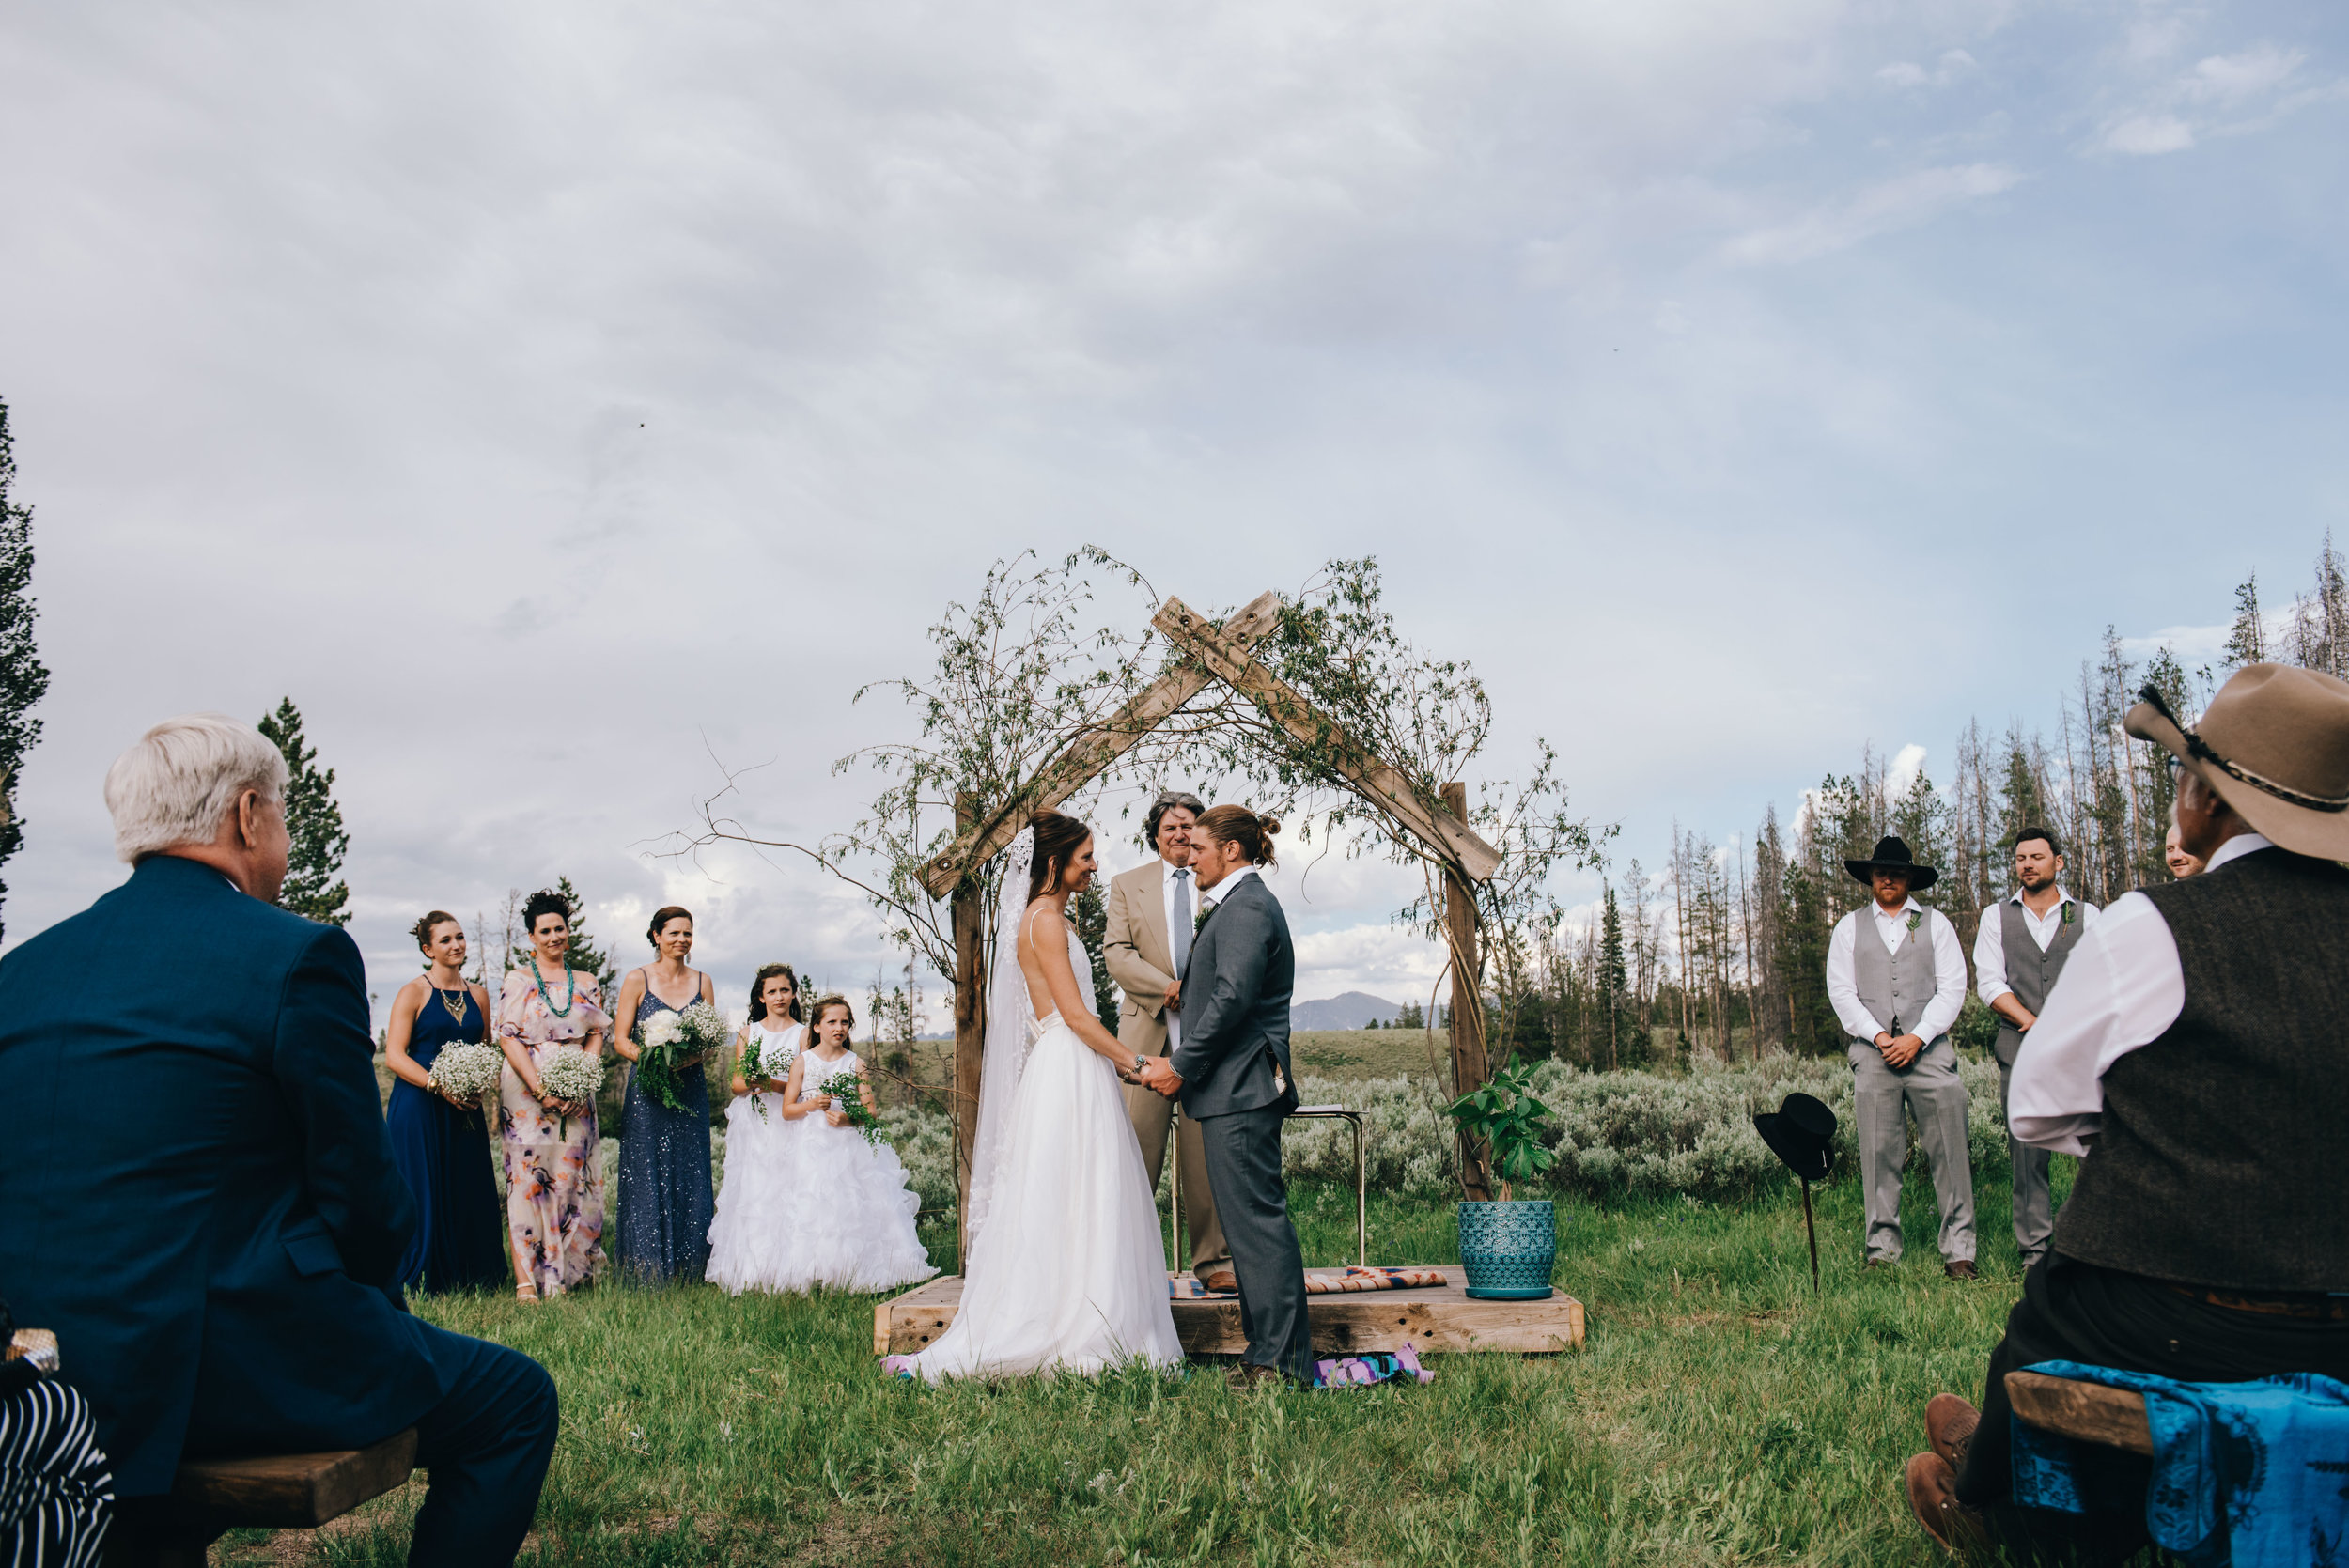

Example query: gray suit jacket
[1170,871,1298,1120]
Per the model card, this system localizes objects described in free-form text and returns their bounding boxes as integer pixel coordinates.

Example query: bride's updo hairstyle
[1027,810,1093,901]
[1192,805,1281,869]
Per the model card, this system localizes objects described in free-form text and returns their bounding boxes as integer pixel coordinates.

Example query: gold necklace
[435,978,471,1027]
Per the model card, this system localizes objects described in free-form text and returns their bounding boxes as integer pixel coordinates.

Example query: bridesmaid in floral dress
[495,888,611,1301]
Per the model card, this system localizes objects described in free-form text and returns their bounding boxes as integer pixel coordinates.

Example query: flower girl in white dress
[766,994,936,1295]
[706,964,808,1295]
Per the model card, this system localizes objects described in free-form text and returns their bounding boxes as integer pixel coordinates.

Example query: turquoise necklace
[531,956,577,1018]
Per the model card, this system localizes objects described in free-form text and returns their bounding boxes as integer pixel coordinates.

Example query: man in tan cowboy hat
[1102,789,1231,1289]
[1825,834,1977,1280]
[1905,664,2349,1559]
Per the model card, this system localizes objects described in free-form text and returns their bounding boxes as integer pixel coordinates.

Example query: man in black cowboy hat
[1824,835,1977,1279]
[1906,665,2349,1559]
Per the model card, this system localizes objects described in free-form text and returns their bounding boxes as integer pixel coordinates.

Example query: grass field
[214,1152,2061,1567]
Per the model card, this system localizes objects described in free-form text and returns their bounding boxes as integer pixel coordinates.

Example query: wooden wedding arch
[912,591,1506,1265]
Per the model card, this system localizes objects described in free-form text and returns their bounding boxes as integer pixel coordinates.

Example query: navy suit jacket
[1170,870,1298,1120]
[0,855,451,1496]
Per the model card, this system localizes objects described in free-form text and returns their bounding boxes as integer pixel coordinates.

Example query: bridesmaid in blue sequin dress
[610,906,717,1283]
[381,912,509,1294]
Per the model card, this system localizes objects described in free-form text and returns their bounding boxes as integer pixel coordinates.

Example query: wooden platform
[875,1266,1585,1358]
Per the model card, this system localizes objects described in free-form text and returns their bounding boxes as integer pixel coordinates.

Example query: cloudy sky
[2,0,2343,1025]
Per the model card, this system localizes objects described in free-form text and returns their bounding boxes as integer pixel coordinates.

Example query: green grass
[216,1154,2054,1567]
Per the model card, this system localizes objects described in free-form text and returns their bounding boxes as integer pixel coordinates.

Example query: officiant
[1104,789,1233,1289]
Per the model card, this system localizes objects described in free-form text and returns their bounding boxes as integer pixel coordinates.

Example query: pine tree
[1598,883,1628,1068]
[257,698,350,925]
[0,399,48,947]
[1071,883,1121,1034]
[2225,573,2267,669]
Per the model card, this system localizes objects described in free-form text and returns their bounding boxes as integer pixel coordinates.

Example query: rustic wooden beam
[950,792,987,1274]
[1150,598,1503,882]
[2005,1371,2154,1456]
[1443,781,1495,1201]
[914,591,1284,900]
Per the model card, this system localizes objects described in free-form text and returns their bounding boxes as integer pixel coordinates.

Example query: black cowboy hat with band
[1844,834,1938,892]
[1753,1093,1836,1183]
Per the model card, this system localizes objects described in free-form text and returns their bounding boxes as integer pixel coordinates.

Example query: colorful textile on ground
[1169,1275,1237,1298]
[880,1355,918,1379]
[1312,1343,1433,1389]
[1306,1267,1448,1295]
[2010,1358,2349,1568]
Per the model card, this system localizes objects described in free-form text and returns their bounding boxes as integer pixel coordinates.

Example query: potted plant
[1446,1058,1557,1300]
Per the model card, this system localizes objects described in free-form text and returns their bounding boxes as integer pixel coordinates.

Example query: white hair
[104,713,288,863]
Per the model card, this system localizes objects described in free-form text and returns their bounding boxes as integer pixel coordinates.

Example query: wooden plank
[2005,1371,2154,1456]
[163,1428,419,1528]
[1443,782,1494,1201]
[1150,598,1503,883]
[875,1268,1584,1357]
[914,591,1284,900]
[950,794,988,1273]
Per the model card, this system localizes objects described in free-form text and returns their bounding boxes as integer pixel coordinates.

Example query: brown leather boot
[1905,1452,1988,1558]
[1944,1259,1978,1281]
[1201,1269,1238,1294]
[1925,1394,1980,1472]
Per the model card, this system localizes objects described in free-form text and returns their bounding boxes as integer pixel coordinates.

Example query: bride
[896,813,1184,1381]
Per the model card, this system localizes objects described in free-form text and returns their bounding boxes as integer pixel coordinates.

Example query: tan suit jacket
[1104,860,1181,1053]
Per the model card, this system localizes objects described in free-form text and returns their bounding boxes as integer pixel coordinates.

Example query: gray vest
[1989,893,2088,1067]
[1850,904,1943,1043]
[2052,847,2349,1291]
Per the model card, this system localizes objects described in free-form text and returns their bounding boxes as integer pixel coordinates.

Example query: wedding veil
[961,826,1035,1261]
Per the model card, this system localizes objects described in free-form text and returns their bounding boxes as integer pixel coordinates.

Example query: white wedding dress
[706,1020,802,1295]
[903,834,1182,1382]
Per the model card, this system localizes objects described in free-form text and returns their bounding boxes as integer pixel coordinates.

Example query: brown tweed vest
[2051,846,2349,1291]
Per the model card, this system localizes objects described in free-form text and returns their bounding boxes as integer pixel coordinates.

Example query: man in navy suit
[0,714,557,1566]
[1143,804,1311,1387]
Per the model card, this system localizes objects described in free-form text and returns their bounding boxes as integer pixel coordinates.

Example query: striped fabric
[0,1364,113,1568]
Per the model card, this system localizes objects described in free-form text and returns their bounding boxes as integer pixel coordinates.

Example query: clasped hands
[1873,1031,1925,1069]
[1135,1055,1183,1098]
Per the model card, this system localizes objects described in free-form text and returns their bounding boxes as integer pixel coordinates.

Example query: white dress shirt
[1973,887,2099,1006]
[2009,833,2273,1156]
[1825,898,1968,1044]
[1160,857,1195,1050]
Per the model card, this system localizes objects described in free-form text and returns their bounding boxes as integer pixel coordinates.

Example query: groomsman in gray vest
[1825,836,1977,1279]
[1103,790,1232,1289]
[1971,827,2095,1268]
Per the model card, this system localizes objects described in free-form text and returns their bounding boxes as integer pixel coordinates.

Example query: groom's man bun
[1194,805,1280,869]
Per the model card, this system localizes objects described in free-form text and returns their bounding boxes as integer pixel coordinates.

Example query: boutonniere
[2061,902,2075,924]
[1194,900,1218,936]
[1905,910,1923,933]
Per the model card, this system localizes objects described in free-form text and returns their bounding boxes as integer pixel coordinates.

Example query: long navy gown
[385,986,509,1294]
[613,974,715,1283]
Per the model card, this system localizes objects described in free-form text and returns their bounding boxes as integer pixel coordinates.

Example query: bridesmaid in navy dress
[610,906,717,1283]
[381,912,508,1294]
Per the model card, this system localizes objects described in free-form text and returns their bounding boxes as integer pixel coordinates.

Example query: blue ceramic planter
[1457,1200,1556,1300]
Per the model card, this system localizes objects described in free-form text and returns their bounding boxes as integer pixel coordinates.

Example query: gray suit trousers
[1999,1059,2053,1264]
[1848,1036,1976,1265]
[1196,1106,1313,1381]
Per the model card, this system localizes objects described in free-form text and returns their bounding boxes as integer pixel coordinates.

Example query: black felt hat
[1753,1093,1836,1183]
[1843,834,1938,892]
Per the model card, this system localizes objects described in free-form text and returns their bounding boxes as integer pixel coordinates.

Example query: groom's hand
[1141,1057,1183,1097]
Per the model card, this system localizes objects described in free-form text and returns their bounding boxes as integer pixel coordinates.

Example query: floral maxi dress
[496,968,610,1297]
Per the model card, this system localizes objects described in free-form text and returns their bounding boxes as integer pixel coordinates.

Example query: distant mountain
[1291,991,1402,1031]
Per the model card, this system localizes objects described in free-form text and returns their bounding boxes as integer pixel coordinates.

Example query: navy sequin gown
[384,986,509,1293]
[614,973,715,1283]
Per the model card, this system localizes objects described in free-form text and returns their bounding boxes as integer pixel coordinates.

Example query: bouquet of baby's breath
[814,1067,885,1146]
[537,1048,604,1140]
[428,1042,505,1106]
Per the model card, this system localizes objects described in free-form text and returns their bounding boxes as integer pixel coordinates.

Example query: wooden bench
[102,1429,418,1568]
[2006,1369,2155,1454]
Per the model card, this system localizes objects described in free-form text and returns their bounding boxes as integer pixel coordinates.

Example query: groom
[1142,805,1312,1387]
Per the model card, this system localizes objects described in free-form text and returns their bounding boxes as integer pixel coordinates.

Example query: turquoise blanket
[2012,1359,2349,1566]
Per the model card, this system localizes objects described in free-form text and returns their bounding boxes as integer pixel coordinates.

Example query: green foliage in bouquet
[814,1067,885,1146]
[637,1001,731,1114]
[1445,1057,1555,1200]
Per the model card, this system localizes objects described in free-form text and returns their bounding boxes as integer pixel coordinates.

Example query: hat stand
[1800,1176,1820,1296]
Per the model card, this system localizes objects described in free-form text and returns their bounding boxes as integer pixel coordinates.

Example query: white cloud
[2104,115,2197,155]
[1722,163,2023,265]
[1876,50,1975,90]
[2184,45,2306,105]
[1887,743,1929,800]
[1877,62,1929,88]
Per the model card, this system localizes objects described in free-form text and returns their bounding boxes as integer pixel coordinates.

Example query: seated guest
[0,715,559,1567]
[1,1295,112,1568]
[1905,667,2349,1560]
